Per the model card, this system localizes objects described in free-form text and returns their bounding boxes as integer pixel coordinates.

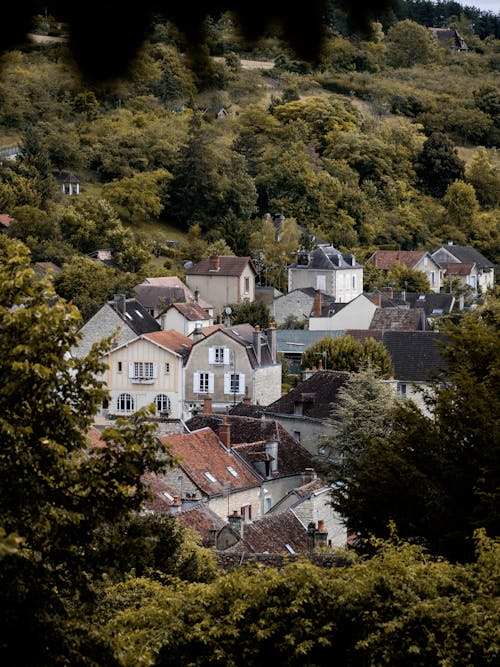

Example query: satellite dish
[184,260,193,269]
[225,306,232,315]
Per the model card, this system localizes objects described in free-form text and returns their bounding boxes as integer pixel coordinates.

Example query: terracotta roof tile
[228,509,309,554]
[144,329,193,355]
[369,250,426,270]
[175,504,225,546]
[159,427,261,496]
[166,301,212,321]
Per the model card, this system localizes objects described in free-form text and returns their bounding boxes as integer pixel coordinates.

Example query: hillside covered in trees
[0,2,498,317]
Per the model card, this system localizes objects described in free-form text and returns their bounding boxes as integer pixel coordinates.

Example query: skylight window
[163,491,174,501]
[227,466,239,478]
[204,471,217,483]
[125,312,132,320]
[135,310,144,318]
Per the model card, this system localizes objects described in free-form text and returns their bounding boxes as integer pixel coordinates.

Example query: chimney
[170,495,181,515]
[218,416,231,449]
[208,523,217,548]
[372,292,381,307]
[253,325,261,365]
[266,321,277,363]
[301,468,317,485]
[243,394,251,404]
[316,520,328,547]
[228,509,243,537]
[312,289,322,317]
[317,356,323,370]
[209,255,220,271]
[194,288,200,303]
[113,293,126,315]
[192,322,204,340]
[203,394,212,414]
[385,287,394,299]
[265,438,278,474]
[351,255,356,267]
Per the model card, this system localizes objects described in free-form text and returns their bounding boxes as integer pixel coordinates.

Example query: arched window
[117,393,134,412]
[155,394,171,415]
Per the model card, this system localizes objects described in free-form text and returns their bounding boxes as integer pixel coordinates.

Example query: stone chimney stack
[209,255,220,271]
[301,468,317,485]
[218,416,231,449]
[253,325,262,366]
[265,438,278,474]
[266,321,277,363]
[113,293,126,315]
[228,509,243,537]
[312,289,322,317]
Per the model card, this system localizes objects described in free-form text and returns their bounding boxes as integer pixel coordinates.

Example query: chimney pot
[313,289,322,317]
[209,255,220,271]
[218,418,231,448]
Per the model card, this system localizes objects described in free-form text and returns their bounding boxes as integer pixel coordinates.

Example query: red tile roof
[441,262,475,276]
[144,329,193,355]
[369,250,426,270]
[159,428,261,497]
[228,509,309,554]
[166,301,212,321]
[0,213,14,228]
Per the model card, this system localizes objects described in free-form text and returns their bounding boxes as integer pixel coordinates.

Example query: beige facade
[412,255,443,293]
[185,258,257,310]
[98,335,185,422]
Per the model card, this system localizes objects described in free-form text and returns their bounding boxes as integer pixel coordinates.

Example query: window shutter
[152,363,158,378]
[249,504,252,519]
[208,347,215,364]
[208,373,214,393]
[193,371,200,393]
[128,362,135,378]
[238,373,245,394]
[224,373,231,394]
[223,348,230,365]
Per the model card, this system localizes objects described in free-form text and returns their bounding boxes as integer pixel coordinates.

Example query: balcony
[130,377,155,384]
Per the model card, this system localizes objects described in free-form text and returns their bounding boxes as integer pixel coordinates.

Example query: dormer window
[209,346,230,364]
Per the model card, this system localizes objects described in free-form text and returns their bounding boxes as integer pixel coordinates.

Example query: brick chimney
[203,394,212,414]
[266,321,277,363]
[385,286,394,299]
[209,255,220,271]
[170,495,182,515]
[218,416,231,449]
[253,325,261,365]
[372,292,381,307]
[312,289,322,317]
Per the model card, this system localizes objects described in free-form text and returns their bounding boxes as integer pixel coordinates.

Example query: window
[155,394,171,414]
[129,362,157,382]
[397,383,407,396]
[117,393,134,412]
[164,362,170,374]
[430,271,435,286]
[264,497,273,513]
[471,275,476,288]
[117,361,122,372]
[316,275,326,291]
[209,346,230,364]
[204,471,217,483]
[227,465,239,478]
[244,277,250,294]
[241,504,252,521]
[352,275,356,289]
[224,373,245,395]
[293,431,301,441]
[194,371,213,394]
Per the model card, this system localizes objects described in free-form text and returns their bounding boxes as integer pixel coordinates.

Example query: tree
[386,261,432,293]
[465,147,500,209]
[415,132,465,198]
[442,180,480,233]
[301,334,394,378]
[318,367,399,475]
[386,19,439,68]
[102,168,171,223]
[330,298,500,562]
[228,300,270,329]
[0,236,179,663]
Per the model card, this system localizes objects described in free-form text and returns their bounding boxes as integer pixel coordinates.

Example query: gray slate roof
[289,246,362,271]
[434,245,495,270]
[276,329,344,355]
[381,331,447,382]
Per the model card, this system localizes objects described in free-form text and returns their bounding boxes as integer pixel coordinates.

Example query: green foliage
[415,132,465,198]
[386,261,432,293]
[102,168,171,223]
[228,300,270,329]
[93,533,499,666]
[301,334,394,378]
[330,298,500,562]
[386,19,439,68]
[465,147,500,209]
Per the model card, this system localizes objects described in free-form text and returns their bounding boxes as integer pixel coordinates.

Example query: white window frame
[129,362,158,382]
[209,346,230,365]
[224,372,245,395]
[154,394,171,414]
[194,371,214,394]
[117,393,134,412]
[316,275,326,291]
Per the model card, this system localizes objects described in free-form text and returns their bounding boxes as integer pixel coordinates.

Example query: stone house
[185,255,258,310]
[134,275,214,319]
[73,295,161,358]
[288,246,363,303]
[271,287,334,327]
[183,322,281,414]
[159,301,214,335]
[308,291,379,331]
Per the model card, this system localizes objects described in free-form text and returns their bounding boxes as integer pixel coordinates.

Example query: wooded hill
[0,8,498,316]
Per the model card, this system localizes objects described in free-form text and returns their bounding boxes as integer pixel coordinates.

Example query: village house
[133,275,214,319]
[95,329,192,424]
[288,246,364,303]
[73,294,161,358]
[431,243,495,294]
[308,291,379,331]
[159,301,214,335]
[367,250,443,293]
[183,322,281,415]
[184,255,258,310]
[271,287,333,327]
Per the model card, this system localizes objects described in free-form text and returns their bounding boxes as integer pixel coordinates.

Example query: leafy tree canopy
[301,334,394,378]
